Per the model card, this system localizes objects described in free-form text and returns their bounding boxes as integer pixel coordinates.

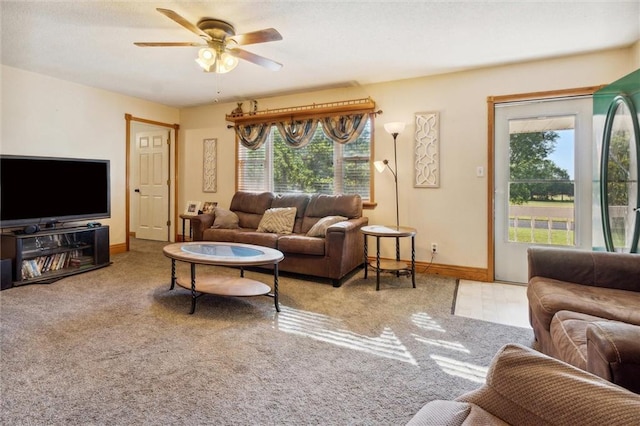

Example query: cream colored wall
[1,65,180,246]
[2,45,635,269]
[631,40,640,69]
[179,46,637,271]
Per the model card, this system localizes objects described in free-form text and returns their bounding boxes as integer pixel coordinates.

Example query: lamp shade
[384,122,406,135]
[374,160,388,173]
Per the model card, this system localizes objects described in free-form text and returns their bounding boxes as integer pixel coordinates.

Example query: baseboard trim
[368,257,490,282]
[110,243,127,255]
[418,261,490,282]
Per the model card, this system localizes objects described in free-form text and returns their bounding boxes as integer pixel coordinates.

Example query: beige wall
[631,40,640,69]
[1,65,180,246]
[179,46,637,272]
[2,45,637,272]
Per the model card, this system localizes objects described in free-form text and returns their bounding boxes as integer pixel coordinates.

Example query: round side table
[361,225,416,291]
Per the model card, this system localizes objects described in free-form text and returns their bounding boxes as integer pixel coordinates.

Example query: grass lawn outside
[509,200,574,245]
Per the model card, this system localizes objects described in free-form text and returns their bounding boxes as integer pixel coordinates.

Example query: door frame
[486,86,604,281]
[125,114,180,252]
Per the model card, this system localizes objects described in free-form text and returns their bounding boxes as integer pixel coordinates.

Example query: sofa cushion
[256,207,297,234]
[271,193,310,234]
[302,193,362,233]
[306,215,348,237]
[455,344,640,426]
[587,321,640,394]
[549,310,605,370]
[528,247,640,291]
[277,235,325,256]
[527,277,640,331]
[202,228,245,242]
[211,207,239,229]
[230,191,275,229]
[235,231,279,248]
[407,400,508,426]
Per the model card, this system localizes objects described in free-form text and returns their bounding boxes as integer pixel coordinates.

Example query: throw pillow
[256,207,297,234]
[211,207,239,229]
[306,215,348,237]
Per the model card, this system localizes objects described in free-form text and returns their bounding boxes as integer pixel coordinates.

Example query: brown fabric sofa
[527,246,640,393]
[407,343,640,426]
[189,191,368,287]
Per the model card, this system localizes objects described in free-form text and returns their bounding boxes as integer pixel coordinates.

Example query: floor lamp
[374,121,405,229]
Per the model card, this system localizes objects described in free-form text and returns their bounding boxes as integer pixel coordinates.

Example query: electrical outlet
[431,243,438,253]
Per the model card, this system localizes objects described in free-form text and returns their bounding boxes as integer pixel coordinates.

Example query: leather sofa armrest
[188,213,214,241]
[325,216,368,235]
[587,321,640,394]
[325,217,368,282]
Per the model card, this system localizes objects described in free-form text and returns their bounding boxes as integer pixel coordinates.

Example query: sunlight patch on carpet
[412,335,470,354]
[430,354,489,383]
[273,306,417,365]
[411,312,446,333]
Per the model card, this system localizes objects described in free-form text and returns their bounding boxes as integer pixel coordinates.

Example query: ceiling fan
[134,8,283,73]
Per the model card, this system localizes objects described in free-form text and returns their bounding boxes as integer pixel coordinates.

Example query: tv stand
[0,225,110,287]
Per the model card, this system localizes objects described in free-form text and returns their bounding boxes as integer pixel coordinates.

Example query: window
[237,117,372,200]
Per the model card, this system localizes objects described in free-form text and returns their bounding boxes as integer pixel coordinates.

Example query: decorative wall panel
[203,138,217,193]
[414,112,439,188]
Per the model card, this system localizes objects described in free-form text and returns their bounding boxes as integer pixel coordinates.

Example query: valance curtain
[236,123,270,149]
[320,113,369,144]
[275,119,318,148]
[236,113,370,149]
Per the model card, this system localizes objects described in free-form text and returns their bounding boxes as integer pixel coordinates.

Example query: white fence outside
[509,205,574,245]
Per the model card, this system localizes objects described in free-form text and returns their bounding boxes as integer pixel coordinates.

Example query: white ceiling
[2,1,639,109]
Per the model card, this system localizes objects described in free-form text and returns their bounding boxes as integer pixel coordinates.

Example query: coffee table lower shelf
[176,275,271,296]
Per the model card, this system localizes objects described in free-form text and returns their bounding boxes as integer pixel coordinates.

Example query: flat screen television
[0,155,111,229]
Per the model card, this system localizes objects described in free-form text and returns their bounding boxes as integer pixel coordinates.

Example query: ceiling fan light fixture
[196,47,217,71]
[138,9,281,74]
[215,51,239,73]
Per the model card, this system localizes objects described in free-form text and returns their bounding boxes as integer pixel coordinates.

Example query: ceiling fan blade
[229,28,282,46]
[134,42,204,47]
[156,8,211,41]
[228,48,283,71]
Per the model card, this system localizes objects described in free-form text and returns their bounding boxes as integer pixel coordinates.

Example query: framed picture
[202,201,218,214]
[184,201,202,216]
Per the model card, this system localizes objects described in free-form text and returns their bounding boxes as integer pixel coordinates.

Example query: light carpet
[0,239,534,425]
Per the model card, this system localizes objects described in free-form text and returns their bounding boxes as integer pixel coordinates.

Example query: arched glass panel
[600,95,640,252]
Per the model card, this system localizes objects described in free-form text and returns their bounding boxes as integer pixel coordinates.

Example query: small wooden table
[179,214,196,242]
[163,242,284,314]
[361,225,417,291]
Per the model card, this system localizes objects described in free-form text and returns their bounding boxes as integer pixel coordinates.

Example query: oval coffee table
[163,242,284,314]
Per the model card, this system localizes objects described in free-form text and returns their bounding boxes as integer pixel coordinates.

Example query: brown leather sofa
[189,191,369,287]
[407,343,640,425]
[527,247,640,393]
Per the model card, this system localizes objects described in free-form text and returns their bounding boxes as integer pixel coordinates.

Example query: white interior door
[134,130,169,241]
[494,97,593,283]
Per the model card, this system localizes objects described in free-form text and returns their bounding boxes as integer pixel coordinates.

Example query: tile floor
[454,280,531,329]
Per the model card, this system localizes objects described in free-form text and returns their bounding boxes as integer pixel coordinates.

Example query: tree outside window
[237,118,372,199]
